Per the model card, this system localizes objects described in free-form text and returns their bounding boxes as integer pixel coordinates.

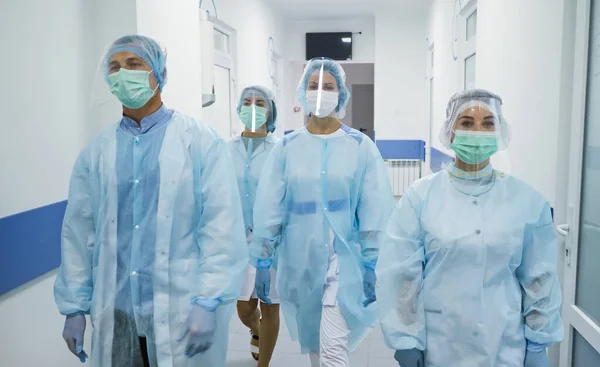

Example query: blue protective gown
[228,135,279,233]
[249,125,394,353]
[54,108,248,367]
[376,165,563,367]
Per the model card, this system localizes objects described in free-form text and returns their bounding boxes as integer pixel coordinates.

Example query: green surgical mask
[450,130,498,164]
[108,69,158,109]
[238,105,268,130]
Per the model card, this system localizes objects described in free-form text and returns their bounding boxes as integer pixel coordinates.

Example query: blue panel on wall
[0,201,67,295]
[376,140,426,161]
[430,147,454,173]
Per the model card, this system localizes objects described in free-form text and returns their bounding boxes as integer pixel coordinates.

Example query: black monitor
[306,32,353,61]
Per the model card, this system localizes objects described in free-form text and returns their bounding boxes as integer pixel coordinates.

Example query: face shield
[91,35,167,109]
[440,89,512,195]
[237,86,277,134]
[296,57,350,119]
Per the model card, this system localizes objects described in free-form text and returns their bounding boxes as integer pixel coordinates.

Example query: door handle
[556,223,572,265]
[556,223,570,237]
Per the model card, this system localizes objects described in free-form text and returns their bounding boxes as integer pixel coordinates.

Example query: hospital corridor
[1,0,600,366]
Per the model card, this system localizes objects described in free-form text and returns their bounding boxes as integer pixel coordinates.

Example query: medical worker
[377,89,563,367]
[250,57,394,366]
[54,35,247,367]
[229,86,281,366]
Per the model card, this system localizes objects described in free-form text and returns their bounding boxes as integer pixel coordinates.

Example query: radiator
[385,159,422,197]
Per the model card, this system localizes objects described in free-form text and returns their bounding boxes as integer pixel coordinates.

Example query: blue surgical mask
[108,69,158,109]
[238,105,268,130]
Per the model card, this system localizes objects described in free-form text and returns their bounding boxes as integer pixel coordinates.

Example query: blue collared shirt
[115,104,174,336]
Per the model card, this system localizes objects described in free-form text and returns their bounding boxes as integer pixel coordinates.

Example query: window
[464,53,476,89]
[458,1,477,90]
[214,29,229,53]
[466,10,477,41]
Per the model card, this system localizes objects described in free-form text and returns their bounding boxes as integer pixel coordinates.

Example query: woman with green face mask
[376,89,563,367]
[228,86,280,367]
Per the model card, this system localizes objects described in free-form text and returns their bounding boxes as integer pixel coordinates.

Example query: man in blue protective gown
[54,34,247,367]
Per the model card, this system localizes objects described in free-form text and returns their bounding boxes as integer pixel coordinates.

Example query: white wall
[374,2,429,141]
[137,0,204,120]
[0,1,99,365]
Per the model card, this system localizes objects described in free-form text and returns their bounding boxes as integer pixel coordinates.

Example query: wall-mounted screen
[306,32,352,61]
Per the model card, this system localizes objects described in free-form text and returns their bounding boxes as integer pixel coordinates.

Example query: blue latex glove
[255,258,273,305]
[394,349,424,367]
[363,264,377,307]
[524,342,551,367]
[178,303,217,358]
[62,313,88,363]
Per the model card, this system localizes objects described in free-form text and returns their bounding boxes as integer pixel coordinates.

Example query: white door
[558,0,600,365]
[203,64,233,139]
[202,21,238,139]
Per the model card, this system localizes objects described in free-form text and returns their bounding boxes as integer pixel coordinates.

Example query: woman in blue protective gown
[229,85,281,366]
[376,89,563,367]
[249,57,394,366]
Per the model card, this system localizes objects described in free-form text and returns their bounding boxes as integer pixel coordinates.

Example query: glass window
[214,29,229,53]
[572,330,600,366]
[466,10,477,41]
[464,53,476,89]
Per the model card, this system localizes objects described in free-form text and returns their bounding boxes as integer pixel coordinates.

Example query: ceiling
[262,0,413,20]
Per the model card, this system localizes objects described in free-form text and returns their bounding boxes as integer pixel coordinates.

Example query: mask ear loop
[149,70,160,94]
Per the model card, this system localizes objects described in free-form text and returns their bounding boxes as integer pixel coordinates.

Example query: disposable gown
[249,125,394,353]
[229,135,279,232]
[54,111,248,367]
[376,165,563,367]
[229,135,279,300]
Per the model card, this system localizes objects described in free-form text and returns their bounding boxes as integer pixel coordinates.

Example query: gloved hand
[255,258,273,305]
[178,303,217,358]
[362,264,377,307]
[394,349,424,367]
[62,313,88,363]
[524,343,551,367]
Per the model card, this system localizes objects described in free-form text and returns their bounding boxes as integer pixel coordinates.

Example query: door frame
[558,0,600,365]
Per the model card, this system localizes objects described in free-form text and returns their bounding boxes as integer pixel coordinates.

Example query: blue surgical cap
[296,58,351,118]
[104,35,168,90]
[237,86,278,133]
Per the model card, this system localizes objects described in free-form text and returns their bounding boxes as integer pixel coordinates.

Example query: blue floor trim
[376,140,426,160]
[430,147,454,172]
[0,201,67,295]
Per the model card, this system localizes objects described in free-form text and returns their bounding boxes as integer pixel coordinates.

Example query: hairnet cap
[237,85,278,133]
[440,88,511,150]
[296,57,351,119]
[104,35,168,90]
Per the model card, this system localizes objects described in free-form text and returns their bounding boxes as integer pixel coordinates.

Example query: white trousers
[309,304,351,367]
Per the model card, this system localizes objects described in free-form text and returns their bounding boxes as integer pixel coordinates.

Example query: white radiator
[385,159,422,197]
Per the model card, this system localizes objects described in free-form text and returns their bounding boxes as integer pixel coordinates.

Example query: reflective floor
[226,317,397,366]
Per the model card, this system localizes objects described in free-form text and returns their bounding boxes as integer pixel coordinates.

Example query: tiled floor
[226,315,397,366]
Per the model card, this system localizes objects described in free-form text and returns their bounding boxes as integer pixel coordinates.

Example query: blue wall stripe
[284,130,294,135]
[376,140,426,161]
[0,201,67,295]
[430,147,454,173]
